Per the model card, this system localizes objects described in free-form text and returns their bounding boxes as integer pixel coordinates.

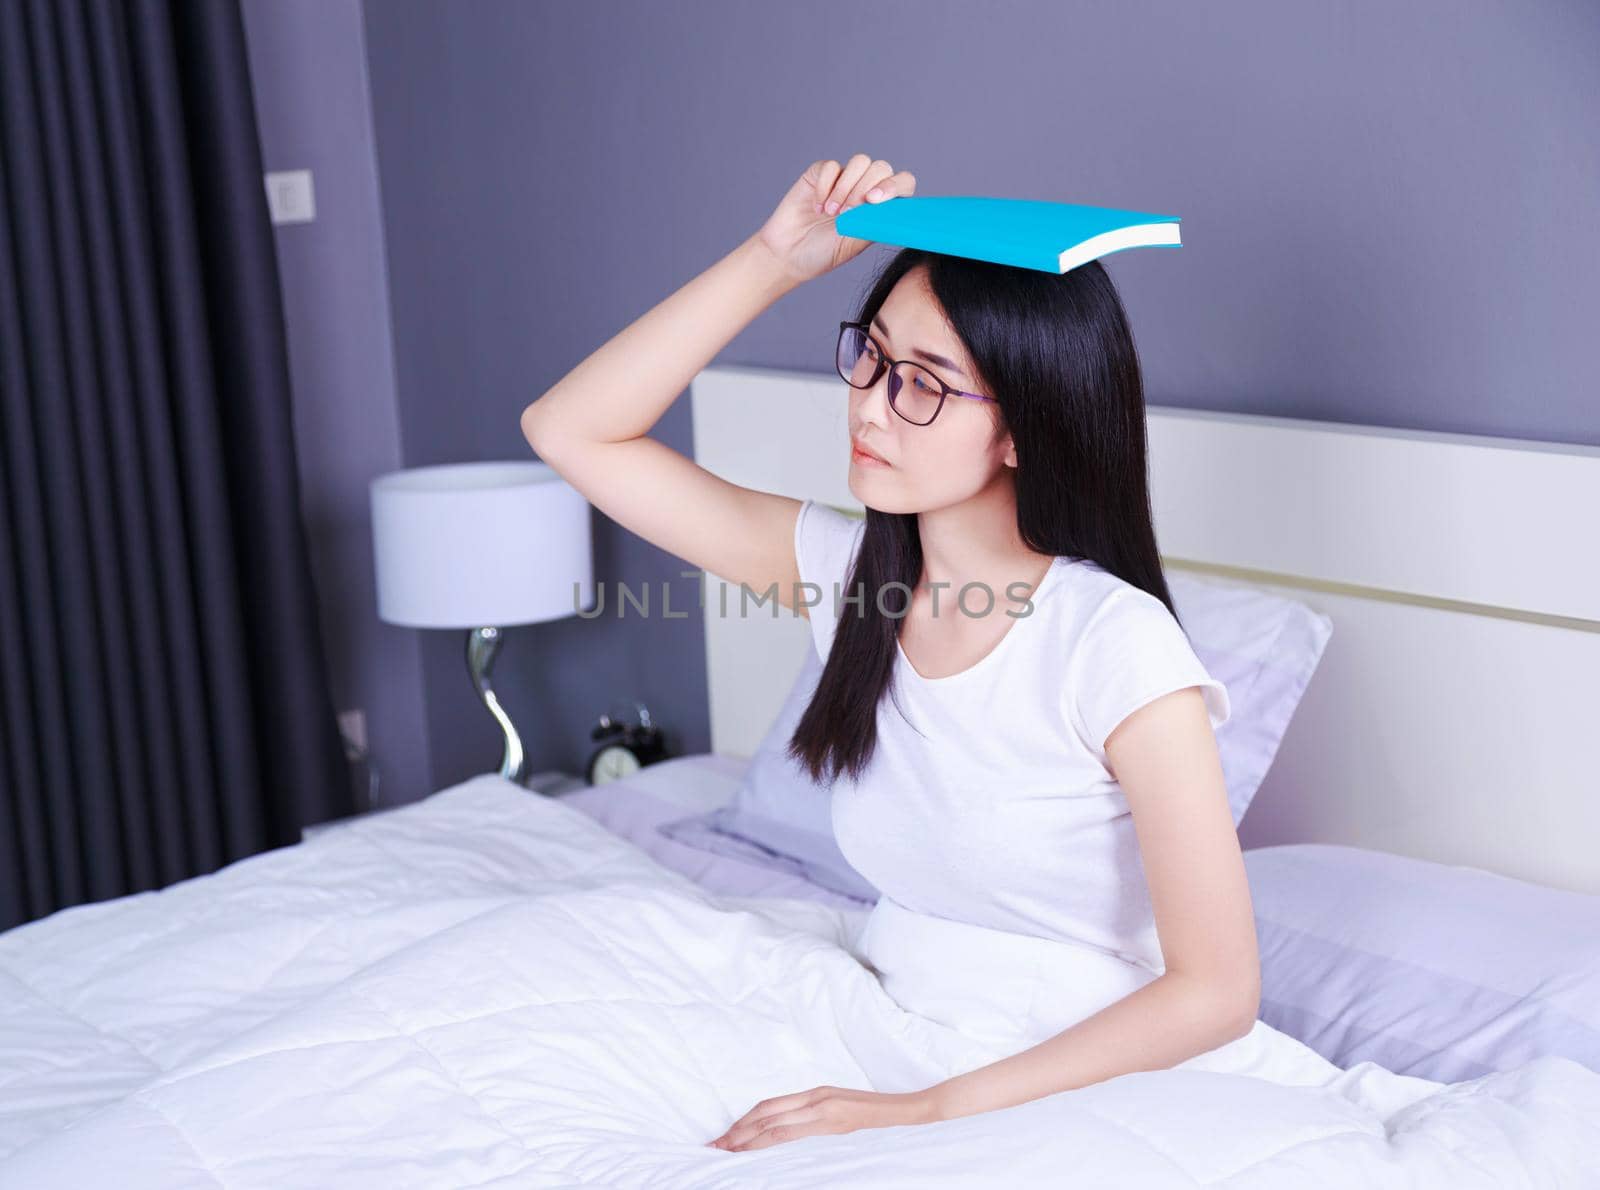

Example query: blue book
[833,195,1181,274]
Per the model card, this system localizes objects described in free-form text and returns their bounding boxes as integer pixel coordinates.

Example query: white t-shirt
[793,497,1230,974]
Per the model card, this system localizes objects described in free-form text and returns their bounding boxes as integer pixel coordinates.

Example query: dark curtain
[0,0,353,931]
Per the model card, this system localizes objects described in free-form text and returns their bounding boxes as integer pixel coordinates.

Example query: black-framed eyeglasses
[835,321,999,426]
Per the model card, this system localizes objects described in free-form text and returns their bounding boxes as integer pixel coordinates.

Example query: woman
[521,155,1275,1152]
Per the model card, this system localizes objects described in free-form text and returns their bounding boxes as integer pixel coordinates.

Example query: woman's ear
[1002,434,1018,469]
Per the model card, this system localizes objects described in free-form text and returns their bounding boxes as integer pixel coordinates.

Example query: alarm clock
[585,700,669,785]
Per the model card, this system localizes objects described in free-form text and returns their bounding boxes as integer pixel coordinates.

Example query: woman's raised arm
[519,155,914,615]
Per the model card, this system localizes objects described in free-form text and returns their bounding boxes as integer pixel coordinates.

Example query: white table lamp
[371,461,594,784]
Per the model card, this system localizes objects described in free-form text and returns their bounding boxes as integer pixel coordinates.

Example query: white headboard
[689,363,1600,895]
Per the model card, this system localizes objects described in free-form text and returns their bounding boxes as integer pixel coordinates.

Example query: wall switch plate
[265,169,316,225]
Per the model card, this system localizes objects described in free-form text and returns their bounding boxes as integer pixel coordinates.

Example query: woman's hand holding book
[753,154,916,285]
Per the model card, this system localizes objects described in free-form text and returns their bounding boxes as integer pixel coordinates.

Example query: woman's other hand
[703,1083,941,1151]
[753,154,916,285]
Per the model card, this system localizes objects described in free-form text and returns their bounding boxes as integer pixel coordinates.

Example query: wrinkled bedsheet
[1,774,1596,1188]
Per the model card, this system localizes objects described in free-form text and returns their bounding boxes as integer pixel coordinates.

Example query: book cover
[833,195,1182,274]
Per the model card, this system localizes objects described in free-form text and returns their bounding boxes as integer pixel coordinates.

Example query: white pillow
[657,649,878,902]
[1168,571,1333,823]
[1246,844,1600,1081]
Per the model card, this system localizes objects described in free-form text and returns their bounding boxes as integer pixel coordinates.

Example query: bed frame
[689,363,1600,896]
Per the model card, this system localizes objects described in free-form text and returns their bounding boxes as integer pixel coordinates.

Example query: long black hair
[785,247,1184,786]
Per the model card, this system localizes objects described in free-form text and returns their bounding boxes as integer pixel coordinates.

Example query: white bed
[1,363,1597,1187]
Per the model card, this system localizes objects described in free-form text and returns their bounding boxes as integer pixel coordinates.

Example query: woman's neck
[913,488,1053,608]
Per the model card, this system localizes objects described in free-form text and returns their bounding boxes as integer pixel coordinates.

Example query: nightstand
[523,770,589,798]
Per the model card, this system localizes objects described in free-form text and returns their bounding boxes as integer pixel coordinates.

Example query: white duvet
[1,774,1596,1188]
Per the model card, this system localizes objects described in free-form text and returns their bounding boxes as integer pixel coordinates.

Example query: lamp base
[466,626,526,784]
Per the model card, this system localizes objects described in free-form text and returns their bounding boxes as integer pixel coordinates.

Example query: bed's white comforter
[1,775,1596,1188]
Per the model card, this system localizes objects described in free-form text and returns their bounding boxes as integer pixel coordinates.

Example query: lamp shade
[371,461,594,629]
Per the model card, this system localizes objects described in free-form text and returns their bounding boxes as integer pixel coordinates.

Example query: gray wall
[264,0,1600,800]
[240,0,433,809]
